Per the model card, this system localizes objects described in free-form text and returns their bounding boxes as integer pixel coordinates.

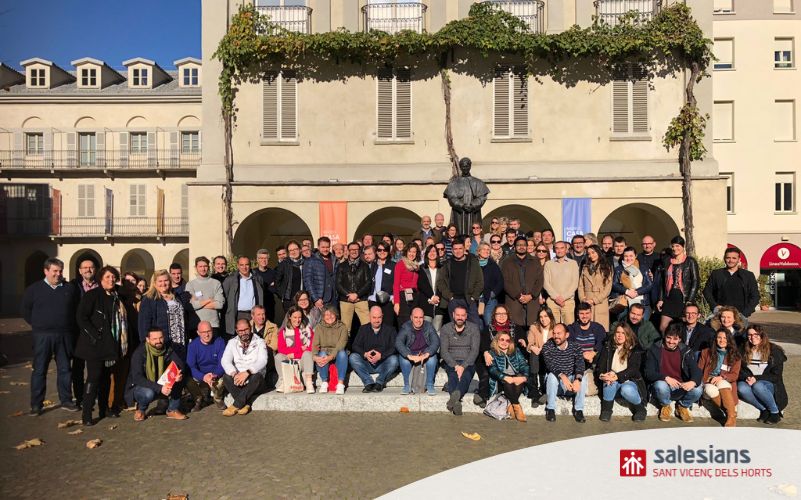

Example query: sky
[0,0,201,70]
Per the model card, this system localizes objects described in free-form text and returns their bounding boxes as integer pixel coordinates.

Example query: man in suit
[681,303,715,360]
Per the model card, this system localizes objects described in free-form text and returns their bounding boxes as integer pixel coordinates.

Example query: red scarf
[491,319,511,335]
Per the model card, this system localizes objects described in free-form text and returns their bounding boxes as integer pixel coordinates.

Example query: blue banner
[562,198,591,241]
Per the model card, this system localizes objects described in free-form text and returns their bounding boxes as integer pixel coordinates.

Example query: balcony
[0,149,201,171]
[481,1,545,33]
[256,5,313,33]
[362,2,427,34]
[0,218,51,238]
[595,0,661,26]
[52,217,189,238]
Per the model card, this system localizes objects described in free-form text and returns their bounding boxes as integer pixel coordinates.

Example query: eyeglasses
[684,312,699,316]
[747,333,762,338]
[472,226,481,230]
[491,221,499,225]
[497,338,510,343]
[495,312,508,316]
[437,248,446,252]
[198,330,213,334]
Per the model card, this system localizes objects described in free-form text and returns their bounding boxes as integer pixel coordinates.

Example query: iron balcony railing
[256,5,313,33]
[482,0,545,33]
[362,2,427,34]
[0,217,51,237]
[0,149,201,170]
[52,217,189,237]
[595,0,661,25]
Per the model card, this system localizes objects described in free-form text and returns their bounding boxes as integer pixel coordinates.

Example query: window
[714,0,734,13]
[182,67,199,86]
[775,0,794,13]
[775,173,795,212]
[722,173,735,213]
[713,101,734,142]
[132,68,149,87]
[129,184,146,217]
[25,133,44,155]
[775,38,794,68]
[80,68,97,87]
[181,131,200,153]
[714,39,734,70]
[29,68,46,87]
[78,184,95,217]
[611,65,648,136]
[79,133,97,166]
[775,100,796,141]
[494,67,528,139]
[130,132,148,154]
[376,68,412,141]
[262,71,297,142]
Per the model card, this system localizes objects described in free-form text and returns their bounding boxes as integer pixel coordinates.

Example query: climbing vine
[214,2,713,254]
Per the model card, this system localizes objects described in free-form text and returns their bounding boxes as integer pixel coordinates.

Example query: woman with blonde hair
[737,325,787,424]
[488,330,530,422]
[595,322,647,422]
[139,269,189,359]
[710,305,744,343]
[698,329,741,427]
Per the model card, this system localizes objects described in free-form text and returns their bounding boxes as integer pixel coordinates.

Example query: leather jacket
[659,256,699,304]
[336,259,373,301]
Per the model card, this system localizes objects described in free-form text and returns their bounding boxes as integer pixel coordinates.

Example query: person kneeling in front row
[698,329,741,427]
[737,324,787,424]
[128,328,186,422]
[645,323,703,423]
[221,319,268,416]
[595,322,647,422]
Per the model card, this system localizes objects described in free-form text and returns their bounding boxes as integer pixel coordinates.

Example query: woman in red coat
[393,243,420,328]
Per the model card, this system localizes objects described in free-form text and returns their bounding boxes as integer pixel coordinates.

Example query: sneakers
[545,409,556,422]
[426,387,436,396]
[335,383,345,395]
[401,386,411,395]
[573,410,586,423]
[658,405,672,422]
[60,402,80,412]
[318,382,329,394]
[237,405,251,415]
[306,384,315,394]
[166,410,188,420]
[222,406,239,417]
[29,407,43,417]
[675,405,694,423]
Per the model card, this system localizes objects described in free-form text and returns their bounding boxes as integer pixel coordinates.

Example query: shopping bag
[328,364,338,393]
[280,360,304,393]
[410,359,426,394]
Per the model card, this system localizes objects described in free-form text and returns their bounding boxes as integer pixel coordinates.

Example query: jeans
[399,354,439,391]
[447,298,481,327]
[348,353,399,386]
[651,380,703,408]
[481,297,498,330]
[444,364,475,398]
[317,350,349,383]
[737,380,779,414]
[31,332,73,409]
[545,373,588,411]
[133,385,181,412]
[601,380,641,405]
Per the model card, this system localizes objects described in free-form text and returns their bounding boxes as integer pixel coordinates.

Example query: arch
[121,248,155,282]
[68,249,103,281]
[73,116,96,129]
[24,250,50,287]
[234,208,313,257]
[21,116,44,128]
[177,115,201,128]
[125,115,148,128]
[598,203,680,250]
[353,206,420,243]
[482,204,552,235]
[172,249,189,274]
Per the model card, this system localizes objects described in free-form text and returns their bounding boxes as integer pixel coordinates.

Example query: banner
[319,201,347,245]
[562,197,591,241]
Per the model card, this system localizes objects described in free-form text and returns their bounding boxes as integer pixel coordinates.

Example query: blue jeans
[399,354,439,391]
[481,297,498,330]
[545,373,588,411]
[651,380,703,408]
[737,380,779,414]
[444,364,475,398]
[133,385,181,412]
[31,332,73,408]
[447,298,481,327]
[317,350,349,383]
[602,380,641,405]
[348,353,399,386]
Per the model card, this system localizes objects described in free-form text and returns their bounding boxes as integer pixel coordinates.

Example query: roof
[122,57,156,67]
[174,57,202,66]
[1,70,201,96]
[70,57,106,66]
[0,63,24,78]
[20,58,54,67]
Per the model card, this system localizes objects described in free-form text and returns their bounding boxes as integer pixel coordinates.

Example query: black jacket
[738,343,788,411]
[437,254,484,305]
[75,287,124,362]
[594,338,647,402]
[480,259,504,304]
[336,259,372,301]
[702,267,759,317]
[351,324,397,357]
[644,342,703,386]
[682,322,715,353]
[126,343,185,395]
[275,258,303,302]
[658,256,700,304]
[417,265,440,317]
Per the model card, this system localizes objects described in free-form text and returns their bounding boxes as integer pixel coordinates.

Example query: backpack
[483,393,511,420]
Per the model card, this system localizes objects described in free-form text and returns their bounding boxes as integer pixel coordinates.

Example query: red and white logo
[620,450,647,477]
[778,248,790,260]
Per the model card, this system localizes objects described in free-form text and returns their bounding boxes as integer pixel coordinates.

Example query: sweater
[542,339,585,377]
[702,268,759,317]
[186,336,226,381]
[439,322,480,367]
[567,321,606,356]
[351,324,397,357]
[311,320,348,356]
[644,342,702,386]
[543,258,579,300]
[185,277,225,328]
[221,335,269,376]
[21,280,76,335]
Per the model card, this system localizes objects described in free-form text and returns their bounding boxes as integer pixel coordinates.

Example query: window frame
[129,184,147,217]
[29,68,46,87]
[774,0,795,14]
[774,37,795,69]
[492,66,530,141]
[80,67,97,87]
[181,131,200,153]
[78,184,95,218]
[131,67,149,87]
[721,172,735,214]
[129,132,148,154]
[774,99,797,142]
[610,64,650,140]
[714,38,735,70]
[78,132,97,166]
[25,133,44,156]
[375,67,413,143]
[713,0,735,14]
[713,100,735,143]
[775,172,796,214]
[262,71,299,144]
[182,67,199,86]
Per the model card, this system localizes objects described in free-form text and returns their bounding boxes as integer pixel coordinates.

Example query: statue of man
[443,157,490,236]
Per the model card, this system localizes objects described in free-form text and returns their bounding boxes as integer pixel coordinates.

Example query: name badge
[195,291,203,297]
[721,364,730,371]
[384,268,392,275]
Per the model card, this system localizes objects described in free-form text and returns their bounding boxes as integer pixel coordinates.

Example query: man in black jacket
[222,257,265,337]
[275,240,304,311]
[680,303,715,359]
[337,242,372,333]
[364,244,395,326]
[702,247,759,318]
[645,324,703,423]
[128,328,186,421]
[437,240,483,326]
[348,306,399,392]
[69,257,98,408]
[254,248,277,323]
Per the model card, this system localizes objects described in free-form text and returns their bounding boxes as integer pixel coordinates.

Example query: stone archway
[121,248,155,282]
[482,204,552,235]
[599,203,680,251]
[172,249,189,274]
[24,250,50,287]
[69,249,103,281]
[233,208,313,257]
[353,206,420,244]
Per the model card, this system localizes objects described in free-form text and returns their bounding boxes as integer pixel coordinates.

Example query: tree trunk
[223,109,235,256]
[680,62,700,256]
[441,69,460,179]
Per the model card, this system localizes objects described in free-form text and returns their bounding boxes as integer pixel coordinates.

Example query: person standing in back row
[543,241,579,324]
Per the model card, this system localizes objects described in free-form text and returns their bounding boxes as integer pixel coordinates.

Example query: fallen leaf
[108,424,118,430]
[461,432,481,441]
[0,390,11,394]
[57,419,82,429]
[399,406,410,413]
[42,400,56,408]
[86,438,102,449]
[67,429,83,435]
[9,381,29,386]
[14,438,45,450]
[9,411,24,417]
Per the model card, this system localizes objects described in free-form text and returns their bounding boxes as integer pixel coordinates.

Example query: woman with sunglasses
[484,218,501,243]
[488,235,504,263]
[737,325,787,424]
[476,304,514,407]
[488,329,530,422]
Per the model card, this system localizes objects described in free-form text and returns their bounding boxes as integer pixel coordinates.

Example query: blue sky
[0,0,201,70]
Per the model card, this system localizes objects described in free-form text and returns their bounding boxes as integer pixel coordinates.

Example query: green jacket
[610,319,661,350]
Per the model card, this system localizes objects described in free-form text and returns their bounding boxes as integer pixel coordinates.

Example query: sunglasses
[377,249,388,252]
[536,249,548,253]
[490,239,501,244]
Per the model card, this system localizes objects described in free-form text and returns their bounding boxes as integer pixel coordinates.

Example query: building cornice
[0,95,201,104]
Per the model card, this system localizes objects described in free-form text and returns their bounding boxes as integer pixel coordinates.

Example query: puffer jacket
[488,348,530,396]
[336,259,372,301]
[658,256,700,304]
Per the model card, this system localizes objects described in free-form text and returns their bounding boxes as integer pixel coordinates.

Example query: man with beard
[336,242,372,333]
[501,236,543,332]
[439,306,480,416]
[221,319,268,416]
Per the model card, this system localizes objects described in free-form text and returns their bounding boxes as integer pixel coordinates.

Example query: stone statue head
[458,157,472,176]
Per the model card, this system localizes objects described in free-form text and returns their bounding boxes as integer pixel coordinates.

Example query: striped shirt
[542,339,585,377]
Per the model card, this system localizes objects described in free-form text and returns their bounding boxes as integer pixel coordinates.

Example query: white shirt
[222,336,268,376]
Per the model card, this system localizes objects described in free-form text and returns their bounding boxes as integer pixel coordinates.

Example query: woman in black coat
[417,245,444,331]
[76,266,128,425]
[594,322,647,422]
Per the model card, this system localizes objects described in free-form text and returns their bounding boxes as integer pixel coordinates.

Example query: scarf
[402,256,419,272]
[107,293,129,366]
[666,254,686,294]
[295,326,312,349]
[478,257,488,267]
[587,262,598,276]
[144,342,166,383]
[491,319,511,335]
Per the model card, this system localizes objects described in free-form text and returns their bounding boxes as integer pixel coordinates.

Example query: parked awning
[760,242,801,270]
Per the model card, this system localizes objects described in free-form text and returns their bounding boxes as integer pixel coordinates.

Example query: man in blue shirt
[186,321,226,410]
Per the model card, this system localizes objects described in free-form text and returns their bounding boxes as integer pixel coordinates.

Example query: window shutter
[494,68,510,137]
[280,72,297,140]
[66,132,77,167]
[12,132,23,164]
[119,132,129,167]
[612,78,629,133]
[631,67,648,134]
[512,69,528,137]
[395,68,412,139]
[95,131,105,167]
[43,130,52,163]
[169,131,179,167]
[147,132,157,166]
[377,69,394,139]
[263,76,279,140]
[713,102,734,141]
[714,39,733,67]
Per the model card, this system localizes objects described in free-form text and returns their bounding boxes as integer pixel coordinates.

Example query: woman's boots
[599,400,614,422]
[719,388,737,427]
[511,404,527,422]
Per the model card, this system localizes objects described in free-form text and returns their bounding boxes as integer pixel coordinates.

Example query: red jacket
[277,326,314,358]
[393,261,419,305]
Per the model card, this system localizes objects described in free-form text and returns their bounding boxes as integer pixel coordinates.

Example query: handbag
[409,356,426,394]
[483,393,511,420]
[609,295,628,316]
[279,360,304,393]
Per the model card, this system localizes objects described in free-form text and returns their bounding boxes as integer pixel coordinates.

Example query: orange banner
[319,201,347,246]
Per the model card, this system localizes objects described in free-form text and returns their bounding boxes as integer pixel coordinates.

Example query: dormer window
[29,68,46,87]
[182,67,198,86]
[81,68,97,87]
[132,68,149,87]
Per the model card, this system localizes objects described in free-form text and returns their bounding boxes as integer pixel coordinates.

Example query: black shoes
[632,404,647,422]
[82,418,95,427]
[599,400,613,422]
[29,407,43,417]
[362,383,384,393]
[545,409,556,422]
[60,402,80,412]
[473,393,486,408]
[757,410,770,423]
[765,413,782,425]
[573,410,586,423]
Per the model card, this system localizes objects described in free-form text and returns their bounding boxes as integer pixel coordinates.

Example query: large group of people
[21,213,787,426]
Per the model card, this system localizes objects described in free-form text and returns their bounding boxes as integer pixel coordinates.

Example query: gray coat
[439,321,480,367]
[222,273,264,334]
[395,320,440,357]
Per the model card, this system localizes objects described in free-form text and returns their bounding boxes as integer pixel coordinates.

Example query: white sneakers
[335,383,345,395]
[318,382,328,394]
